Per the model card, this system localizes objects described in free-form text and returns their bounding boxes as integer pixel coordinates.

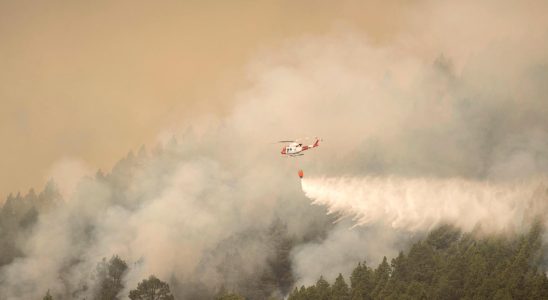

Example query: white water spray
[301,176,548,233]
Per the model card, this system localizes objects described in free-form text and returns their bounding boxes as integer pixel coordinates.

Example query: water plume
[302,176,548,234]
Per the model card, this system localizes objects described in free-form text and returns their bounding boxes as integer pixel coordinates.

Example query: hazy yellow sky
[0,0,415,199]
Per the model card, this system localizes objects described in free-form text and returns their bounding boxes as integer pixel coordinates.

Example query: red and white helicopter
[278,137,321,157]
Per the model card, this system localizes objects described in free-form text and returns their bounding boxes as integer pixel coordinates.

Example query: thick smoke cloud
[0,142,330,299]
[1,1,548,298]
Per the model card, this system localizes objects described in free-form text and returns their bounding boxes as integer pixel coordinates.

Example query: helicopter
[278,137,321,157]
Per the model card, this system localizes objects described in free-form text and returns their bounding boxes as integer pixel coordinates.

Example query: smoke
[291,220,414,287]
[47,158,91,201]
[1,1,548,298]
[0,145,328,299]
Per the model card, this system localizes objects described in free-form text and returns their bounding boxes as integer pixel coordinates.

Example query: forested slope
[287,224,548,300]
[1,144,547,299]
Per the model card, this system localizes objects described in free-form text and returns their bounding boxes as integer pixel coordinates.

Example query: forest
[34,222,548,299]
[0,143,299,300]
[0,189,544,300]
[287,224,548,300]
[0,143,546,299]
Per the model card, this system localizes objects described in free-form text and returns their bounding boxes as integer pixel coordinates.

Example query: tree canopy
[94,255,129,300]
[129,275,175,300]
[289,224,548,300]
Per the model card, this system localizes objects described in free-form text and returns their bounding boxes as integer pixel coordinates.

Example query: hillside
[287,225,548,300]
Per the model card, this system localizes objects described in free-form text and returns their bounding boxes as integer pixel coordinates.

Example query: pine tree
[305,285,318,300]
[350,261,373,300]
[128,275,175,300]
[371,257,390,298]
[315,276,331,300]
[299,285,308,300]
[43,290,54,300]
[331,273,350,300]
[94,255,129,300]
[385,251,408,297]
[287,287,301,300]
